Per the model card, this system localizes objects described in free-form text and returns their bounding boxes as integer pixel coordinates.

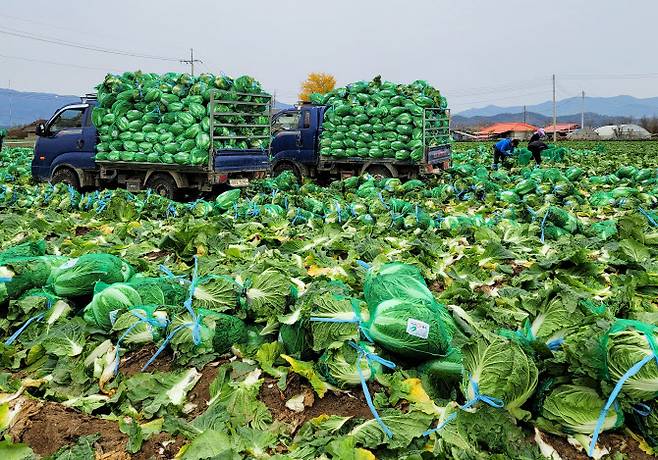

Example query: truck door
[33,105,98,179]
[271,108,316,165]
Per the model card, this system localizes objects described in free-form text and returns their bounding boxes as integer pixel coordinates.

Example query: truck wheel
[273,162,301,180]
[146,174,178,200]
[51,168,80,189]
[365,165,393,180]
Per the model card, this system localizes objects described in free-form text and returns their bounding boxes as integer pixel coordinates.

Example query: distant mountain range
[457,95,658,119]
[452,112,632,130]
[0,89,79,128]
[0,88,295,128]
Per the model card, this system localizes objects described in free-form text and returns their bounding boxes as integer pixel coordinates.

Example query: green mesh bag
[48,254,135,297]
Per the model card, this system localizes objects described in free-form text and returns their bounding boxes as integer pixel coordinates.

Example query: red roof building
[543,123,580,135]
[477,122,539,140]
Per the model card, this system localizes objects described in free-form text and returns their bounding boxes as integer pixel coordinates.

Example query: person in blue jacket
[492,137,519,169]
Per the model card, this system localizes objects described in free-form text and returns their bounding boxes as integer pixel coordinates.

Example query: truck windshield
[50,108,85,133]
[274,112,300,132]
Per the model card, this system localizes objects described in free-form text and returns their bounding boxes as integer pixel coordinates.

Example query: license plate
[229,178,249,187]
[428,147,451,164]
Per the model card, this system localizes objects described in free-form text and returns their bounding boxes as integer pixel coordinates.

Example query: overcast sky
[2,0,658,112]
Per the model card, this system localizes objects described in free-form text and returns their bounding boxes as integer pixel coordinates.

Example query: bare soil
[134,433,187,460]
[545,432,655,460]
[119,345,173,378]
[259,373,373,432]
[9,398,128,458]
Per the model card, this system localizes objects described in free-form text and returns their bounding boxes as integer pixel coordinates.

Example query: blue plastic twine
[356,261,372,272]
[5,296,53,346]
[540,208,551,243]
[423,376,504,436]
[633,403,652,417]
[639,207,658,227]
[348,341,396,438]
[166,203,178,218]
[114,309,168,374]
[588,352,656,457]
[143,257,202,371]
[546,337,565,351]
[310,297,373,343]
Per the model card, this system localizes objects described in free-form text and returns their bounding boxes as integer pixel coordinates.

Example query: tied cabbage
[605,322,658,401]
[83,282,142,330]
[364,262,435,308]
[112,306,168,346]
[245,268,289,321]
[536,384,623,436]
[461,338,538,420]
[192,275,239,312]
[317,342,381,388]
[364,298,454,359]
[49,254,135,297]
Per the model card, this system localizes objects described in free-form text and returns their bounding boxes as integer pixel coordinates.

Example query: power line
[0,13,118,38]
[0,25,181,62]
[0,53,120,73]
[562,72,658,81]
[449,89,551,107]
[446,77,550,98]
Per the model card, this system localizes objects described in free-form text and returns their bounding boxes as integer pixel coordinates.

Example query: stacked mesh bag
[93,71,271,166]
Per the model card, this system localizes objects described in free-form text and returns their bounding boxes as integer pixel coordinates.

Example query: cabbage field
[0,142,657,459]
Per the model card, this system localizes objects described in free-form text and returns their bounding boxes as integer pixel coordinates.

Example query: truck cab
[32,96,98,188]
[269,104,452,180]
[270,105,324,178]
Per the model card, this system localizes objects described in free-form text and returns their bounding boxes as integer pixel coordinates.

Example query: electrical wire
[562,72,658,81]
[0,25,181,62]
[0,53,121,73]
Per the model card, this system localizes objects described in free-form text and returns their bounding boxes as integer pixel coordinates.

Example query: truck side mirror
[35,123,46,137]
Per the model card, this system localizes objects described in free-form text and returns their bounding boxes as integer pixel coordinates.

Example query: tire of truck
[364,164,395,180]
[51,167,80,189]
[145,173,178,200]
[273,161,301,180]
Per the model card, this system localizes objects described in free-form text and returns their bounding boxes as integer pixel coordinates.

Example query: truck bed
[95,149,270,174]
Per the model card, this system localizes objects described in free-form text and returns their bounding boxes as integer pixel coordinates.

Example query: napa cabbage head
[364,298,454,359]
[317,342,381,389]
[83,283,142,331]
[461,338,538,420]
[536,384,623,436]
[605,322,658,401]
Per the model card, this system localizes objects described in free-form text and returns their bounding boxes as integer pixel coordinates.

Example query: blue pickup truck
[32,95,451,198]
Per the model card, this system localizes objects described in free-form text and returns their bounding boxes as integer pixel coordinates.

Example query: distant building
[451,130,482,141]
[544,123,580,137]
[477,122,538,140]
[567,128,600,140]
[594,124,651,140]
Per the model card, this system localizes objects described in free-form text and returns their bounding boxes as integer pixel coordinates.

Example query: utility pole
[552,74,557,142]
[581,90,585,129]
[523,105,527,124]
[8,80,12,128]
[180,48,203,76]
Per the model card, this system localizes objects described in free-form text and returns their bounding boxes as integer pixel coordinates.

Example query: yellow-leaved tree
[298,73,336,103]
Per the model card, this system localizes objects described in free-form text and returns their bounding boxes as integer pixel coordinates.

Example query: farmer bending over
[527,129,548,166]
[492,137,519,169]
